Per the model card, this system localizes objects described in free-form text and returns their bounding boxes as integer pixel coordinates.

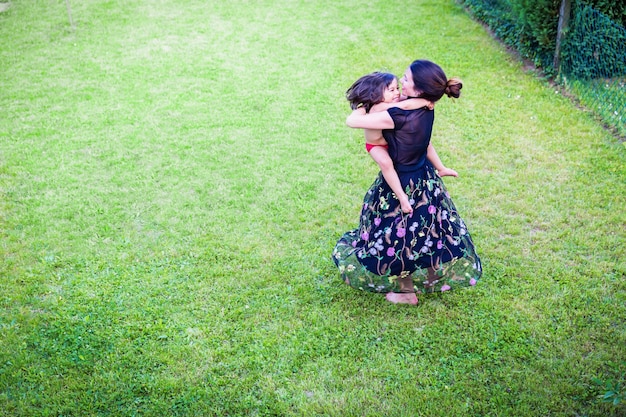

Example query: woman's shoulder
[387,106,430,115]
[387,106,432,120]
[387,107,434,131]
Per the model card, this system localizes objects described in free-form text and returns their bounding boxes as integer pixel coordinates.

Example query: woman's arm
[346,109,395,130]
[371,98,433,112]
[395,98,434,111]
[427,144,458,177]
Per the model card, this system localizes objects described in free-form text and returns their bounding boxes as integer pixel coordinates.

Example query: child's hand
[437,167,458,177]
[426,101,435,110]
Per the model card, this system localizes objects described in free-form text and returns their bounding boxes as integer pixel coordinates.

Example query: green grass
[1,0,625,416]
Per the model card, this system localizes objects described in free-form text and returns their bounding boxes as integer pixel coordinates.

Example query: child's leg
[368,146,413,214]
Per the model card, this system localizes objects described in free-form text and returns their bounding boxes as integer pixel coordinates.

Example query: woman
[345,71,435,215]
[332,59,482,305]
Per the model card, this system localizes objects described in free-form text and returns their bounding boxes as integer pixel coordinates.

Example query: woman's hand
[437,167,458,177]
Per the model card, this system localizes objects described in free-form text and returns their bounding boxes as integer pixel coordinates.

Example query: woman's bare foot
[385,292,418,305]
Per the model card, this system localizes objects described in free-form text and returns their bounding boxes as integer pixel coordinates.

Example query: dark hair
[346,72,397,113]
[409,60,462,102]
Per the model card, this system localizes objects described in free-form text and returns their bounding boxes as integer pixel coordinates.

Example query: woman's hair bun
[445,77,463,99]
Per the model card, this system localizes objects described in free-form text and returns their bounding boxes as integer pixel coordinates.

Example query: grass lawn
[1,0,624,416]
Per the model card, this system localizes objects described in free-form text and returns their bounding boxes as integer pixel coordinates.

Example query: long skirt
[332,161,482,294]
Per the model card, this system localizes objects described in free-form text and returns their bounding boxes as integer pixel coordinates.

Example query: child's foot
[385,292,418,305]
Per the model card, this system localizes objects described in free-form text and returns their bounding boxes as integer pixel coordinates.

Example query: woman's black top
[382,107,434,166]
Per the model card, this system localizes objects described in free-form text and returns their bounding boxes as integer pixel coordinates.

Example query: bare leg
[369,146,413,214]
[425,267,440,288]
[398,276,414,292]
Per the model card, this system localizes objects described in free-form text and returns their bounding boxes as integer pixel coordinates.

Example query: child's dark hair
[409,60,462,102]
[346,72,396,113]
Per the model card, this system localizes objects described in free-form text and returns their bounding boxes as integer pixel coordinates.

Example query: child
[346,72,457,214]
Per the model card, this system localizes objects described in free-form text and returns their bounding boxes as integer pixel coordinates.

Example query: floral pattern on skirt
[333,161,482,294]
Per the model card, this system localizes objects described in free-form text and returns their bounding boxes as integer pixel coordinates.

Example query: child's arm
[370,98,433,113]
[368,147,413,214]
[392,97,434,111]
[427,144,458,177]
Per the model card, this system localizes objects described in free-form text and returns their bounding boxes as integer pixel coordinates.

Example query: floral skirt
[332,161,482,294]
